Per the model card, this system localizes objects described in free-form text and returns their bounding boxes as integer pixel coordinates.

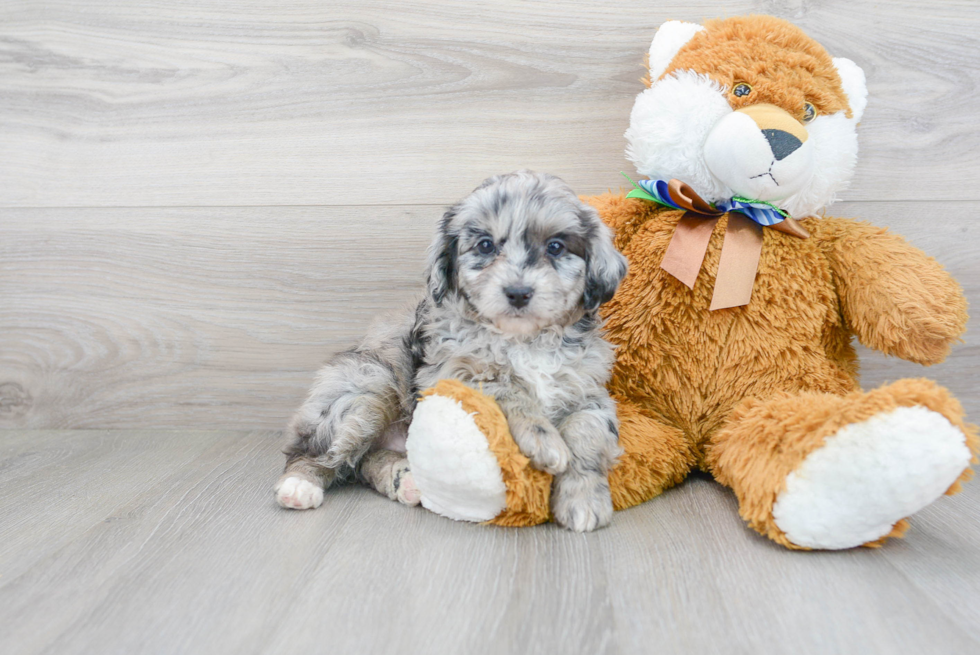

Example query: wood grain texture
[0,205,437,429]
[2,4,977,652]
[2,201,977,430]
[0,429,235,582]
[1,0,978,207]
[0,429,977,655]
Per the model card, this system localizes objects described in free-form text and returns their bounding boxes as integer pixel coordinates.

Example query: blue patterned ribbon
[623,174,789,227]
[619,173,808,311]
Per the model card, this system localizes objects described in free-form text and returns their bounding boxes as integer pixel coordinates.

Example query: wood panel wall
[2,0,978,429]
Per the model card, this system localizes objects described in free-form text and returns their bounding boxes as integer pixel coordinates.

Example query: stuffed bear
[406,15,977,549]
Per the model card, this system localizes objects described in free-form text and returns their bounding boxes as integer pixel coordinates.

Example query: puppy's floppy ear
[580,205,628,311]
[425,206,460,306]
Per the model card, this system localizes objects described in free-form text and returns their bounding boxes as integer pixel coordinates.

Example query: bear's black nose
[762,129,803,161]
[503,286,534,308]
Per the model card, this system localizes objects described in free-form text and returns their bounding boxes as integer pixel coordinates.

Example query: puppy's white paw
[275,476,324,510]
[395,468,421,506]
[532,441,572,475]
[552,472,613,532]
[555,506,612,532]
[515,422,571,475]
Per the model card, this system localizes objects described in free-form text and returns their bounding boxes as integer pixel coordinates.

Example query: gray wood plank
[0,0,977,207]
[598,473,980,654]
[874,480,980,642]
[0,429,233,582]
[0,429,330,655]
[0,205,437,430]
[0,429,977,655]
[2,201,977,430]
[261,502,617,655]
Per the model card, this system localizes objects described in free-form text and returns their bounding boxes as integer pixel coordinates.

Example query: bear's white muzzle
[703,103,815,203]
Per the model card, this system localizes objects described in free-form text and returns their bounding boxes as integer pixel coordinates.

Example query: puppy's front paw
[275,475,324,510]
[533,441,572,475]
[514,421,571,475]
[552,472,613,532]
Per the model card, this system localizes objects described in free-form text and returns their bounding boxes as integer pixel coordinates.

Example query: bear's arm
[812,216,968,365]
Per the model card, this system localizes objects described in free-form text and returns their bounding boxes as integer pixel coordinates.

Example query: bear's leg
[609,400,698,511]
[706,379,978,550]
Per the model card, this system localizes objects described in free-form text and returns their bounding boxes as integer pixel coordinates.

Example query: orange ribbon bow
[658,180,810,310]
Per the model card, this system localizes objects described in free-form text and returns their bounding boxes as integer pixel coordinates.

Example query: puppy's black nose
[504,285,534,308]
[762,129,803,161]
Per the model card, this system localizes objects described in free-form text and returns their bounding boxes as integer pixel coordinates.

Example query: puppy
[275,171,628,531]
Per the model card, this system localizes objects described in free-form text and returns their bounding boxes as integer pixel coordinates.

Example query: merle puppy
[275,171,628,531]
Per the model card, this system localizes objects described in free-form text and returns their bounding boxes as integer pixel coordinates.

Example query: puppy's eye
[546,240,565,257]
[476,238,495,255]
[732,83,752,97]
[802,102,816,124]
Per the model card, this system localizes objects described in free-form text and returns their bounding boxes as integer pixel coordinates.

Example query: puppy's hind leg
[275,455,334,510]
[359,449,421,506]
[276,351,402,510]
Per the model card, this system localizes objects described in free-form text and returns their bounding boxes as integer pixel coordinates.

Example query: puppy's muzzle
[503,285,534,309]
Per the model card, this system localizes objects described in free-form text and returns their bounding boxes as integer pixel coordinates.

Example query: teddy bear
[404,15,977,549]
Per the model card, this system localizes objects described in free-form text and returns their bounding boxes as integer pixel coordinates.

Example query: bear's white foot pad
[275,476,324,510]
[773,406,971,549]
[407,394,508,522]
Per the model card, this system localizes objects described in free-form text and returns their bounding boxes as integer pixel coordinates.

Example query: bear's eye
[732,83,752,97]
[803,102,816,124]
[476,238,495,255]
[546,239,565,257]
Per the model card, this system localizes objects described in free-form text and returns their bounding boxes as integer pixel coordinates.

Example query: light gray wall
[1,0,977,429]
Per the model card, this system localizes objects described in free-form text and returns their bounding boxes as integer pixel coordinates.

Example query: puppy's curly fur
[275,171,628,531]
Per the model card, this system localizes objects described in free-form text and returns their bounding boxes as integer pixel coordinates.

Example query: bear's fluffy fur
[587,16,977,548]
[404,15,977,549]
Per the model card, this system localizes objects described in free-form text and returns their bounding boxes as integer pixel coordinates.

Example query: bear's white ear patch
[833,57,868,123]
[648,21,705,82]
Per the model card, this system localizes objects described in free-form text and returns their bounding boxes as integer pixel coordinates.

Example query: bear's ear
[648,20,705,82]
[833,57,868,123]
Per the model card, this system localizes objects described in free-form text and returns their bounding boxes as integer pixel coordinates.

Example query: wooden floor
[1,428,978,655]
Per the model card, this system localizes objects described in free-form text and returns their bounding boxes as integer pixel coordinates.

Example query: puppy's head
[426,171,627,335]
